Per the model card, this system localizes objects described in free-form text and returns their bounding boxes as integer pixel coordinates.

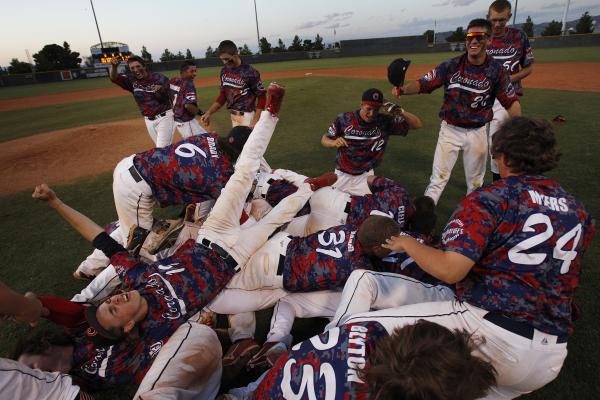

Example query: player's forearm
[250,108,263,126]
[507,100,522,118]
[48,198,104,242]
[320,135,337,148]
[109,65,119,81]
[205,101,222,116]
[0,282,28,315]
[397,80,421,96]
[510,65,533,83]
[400,110,422,129]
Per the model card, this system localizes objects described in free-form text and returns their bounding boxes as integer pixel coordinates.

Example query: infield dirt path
[0,62,599,195]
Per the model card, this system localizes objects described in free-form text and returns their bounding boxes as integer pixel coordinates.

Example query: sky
[1,0,599,67]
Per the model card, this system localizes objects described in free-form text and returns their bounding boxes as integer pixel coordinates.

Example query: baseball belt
[199,237,240,272]
[230,110,245,116]
[146,111,168,121]
[276,235,293,276]
[128,166,143,183]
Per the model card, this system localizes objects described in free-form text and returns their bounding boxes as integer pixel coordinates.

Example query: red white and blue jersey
[73,240,236,389]
[441,175,596,337]
[487,27,534,96]
[220,63,266,112]
[169,77,198,122]
[283,225,373,292]
[418,54,518,128]
[347,177,414,228]
[327,111,409,175]
[133,133,233,207]
[111,72,171,117]
[253,321,388,400]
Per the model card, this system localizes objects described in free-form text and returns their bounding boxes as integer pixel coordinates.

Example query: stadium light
[561,0,571,36]
[253,0,261,53]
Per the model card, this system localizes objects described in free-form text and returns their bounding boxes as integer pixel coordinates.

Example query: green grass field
[0,51,599,399]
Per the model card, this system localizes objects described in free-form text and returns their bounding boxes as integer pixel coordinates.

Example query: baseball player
[109,56,175,148]
[345,117,596,398]
[393,18,521,204]
[169,60,208,139]
[201,40,266,128]
[228,320,496,400]
[486,0,534,181]
[321,88,422,195]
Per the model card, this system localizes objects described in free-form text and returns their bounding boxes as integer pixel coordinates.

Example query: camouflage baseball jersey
[264,179,310,217]
[111,72,171,117]
[133,133,233,207]
[346,177,414,228]
[487,27,534,96]
[418,53,518,128]
[283,224,373,292]
[72,239,236,389]
[169,77,198,122]
[253,321,388,400]
[219,62,266,112]
[326,110,409,175]
[441,175,596,337]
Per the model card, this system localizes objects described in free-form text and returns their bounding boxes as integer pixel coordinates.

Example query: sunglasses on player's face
[466,32,489,42]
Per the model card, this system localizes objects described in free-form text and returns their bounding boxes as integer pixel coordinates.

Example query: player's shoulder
[506,26,529,40]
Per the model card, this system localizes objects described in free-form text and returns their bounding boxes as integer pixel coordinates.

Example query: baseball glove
[387,58,411,87]
[383,101,404,116]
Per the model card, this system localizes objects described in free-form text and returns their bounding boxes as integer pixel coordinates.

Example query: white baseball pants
[424,120,488,204]
[175,118,207,139]
[488,99,510,175]
[230,110,255,127]
[74,227,123,277]
[333,169,373,196]
[144,110,176,148]
[344,301,568,399]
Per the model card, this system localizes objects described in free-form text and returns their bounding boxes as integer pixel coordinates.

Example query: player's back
[457,175,595,336]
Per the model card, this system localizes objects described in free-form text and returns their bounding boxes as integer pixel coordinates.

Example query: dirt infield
[0,62,598,195]
[1,63,599,112]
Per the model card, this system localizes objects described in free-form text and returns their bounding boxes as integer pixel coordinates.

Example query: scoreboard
[98,47,131,63]
[90,42,131,67]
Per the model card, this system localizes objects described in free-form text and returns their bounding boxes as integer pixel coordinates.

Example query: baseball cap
[84,305,124,343]
[227,126,252,153]
[361,88,385,107]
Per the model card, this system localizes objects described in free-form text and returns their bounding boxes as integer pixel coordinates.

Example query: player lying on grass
[341,116,596,399]
[223,319,496,400]
[15,84,336,396]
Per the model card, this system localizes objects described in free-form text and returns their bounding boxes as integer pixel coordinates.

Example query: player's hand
[392,86,403,97]
[184,204,196,222]
[32,184,58,203]
[200,113,211,125]
[110,58,119,66]
[382,234,409,252]
[14,292,48,327]
[333,137,348,148]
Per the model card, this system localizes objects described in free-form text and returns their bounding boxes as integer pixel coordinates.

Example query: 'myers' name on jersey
[487,46,517,59]
[222,75,246,88]
[528,190,569,212]
[343,125,382,140]
[448,71,491,93]
[347,325,369,384]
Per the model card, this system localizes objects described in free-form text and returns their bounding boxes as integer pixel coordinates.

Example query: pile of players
[0,2,596,400]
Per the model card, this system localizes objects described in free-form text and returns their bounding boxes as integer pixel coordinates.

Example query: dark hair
[489,0,512,13]
[218,40,238,55]
[217,126,251,162]
[407,196,437,235]
[357,215,401,249]
[491,116,561,174]
[360,320,497,400]
[11,325,74,360]
[467,18,493,35]
[180,60,196,73]
[127,55,146,67]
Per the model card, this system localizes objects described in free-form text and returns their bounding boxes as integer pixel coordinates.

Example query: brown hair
[357,215,401,249]
[360,320,497,400]
[218,40,238,55]
[491,116,560,174]
[489,0,512,13]
[127,55,146,67]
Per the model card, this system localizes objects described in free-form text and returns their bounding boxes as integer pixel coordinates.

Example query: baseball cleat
[246,341,288,369]
[266,82,285,116]
[143,218,184,255]
[304,171,338,191]
[126,225,150,257]
[72,270,95,281]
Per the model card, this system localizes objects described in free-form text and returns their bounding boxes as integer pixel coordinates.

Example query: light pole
[89,0,104,49]
[253,0,261,53]
[561,0,571,36]
[512,0,518,25]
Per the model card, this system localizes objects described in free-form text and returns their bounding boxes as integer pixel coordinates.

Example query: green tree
[33,42,81,72]
[160,48,175,61]
[185,49,193,59]
[259,37,272,54]
[446,27,466,42]
[423,29,434,44]
[541,20,562,36]
[239,44,253,56]
[205,46,216,58]
[289,35,303,51]
[141,46,153,62]
[274,38,286,52]
[522,16,534,37]
[8,58,32,74]
[174,51,185,61]
[302,39,313,51]
[313,34,324,50]
[575,11,595,34]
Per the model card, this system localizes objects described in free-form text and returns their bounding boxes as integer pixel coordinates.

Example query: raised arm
[32,184,103,242]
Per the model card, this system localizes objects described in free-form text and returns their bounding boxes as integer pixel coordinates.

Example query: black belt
[230,110,245,116]
[483,312,567,344]
[199,238,240,272]
[344,201,351,214]
[276,254,285,276]
[129,166,143,183]
[147,111,168,120]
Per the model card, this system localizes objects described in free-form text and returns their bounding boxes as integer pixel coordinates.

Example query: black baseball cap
[227,125,252,153]
[361,88,385,107]
[84,305,124,343]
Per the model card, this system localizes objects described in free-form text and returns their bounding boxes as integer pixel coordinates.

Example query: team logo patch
[86,327,97,336]
[423,70,436,81]
[372,92,380,100]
